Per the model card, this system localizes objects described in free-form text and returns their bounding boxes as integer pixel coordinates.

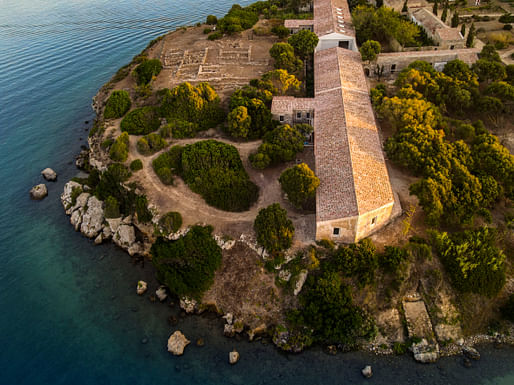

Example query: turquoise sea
[0,1,513,384]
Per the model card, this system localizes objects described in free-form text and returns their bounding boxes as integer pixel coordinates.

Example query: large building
[272,0,397,243]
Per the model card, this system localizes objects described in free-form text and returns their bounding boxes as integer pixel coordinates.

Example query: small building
[314,0,358,52]
[284,19,314,35]
[366,47,479,77]
[408,7,465,50]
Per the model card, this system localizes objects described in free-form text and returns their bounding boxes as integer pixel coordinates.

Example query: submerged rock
[41,168,57,181]
[229,350,240,365]
[30,184,48,200]
[361,365,373,378]
[462,346,480,361]
[156,286,168,302]
[167,331,190,356]
[136,281,148,295]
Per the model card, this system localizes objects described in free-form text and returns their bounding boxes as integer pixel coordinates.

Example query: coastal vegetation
[129,159,143,171]
[104,90,131,119]
[279,163,319,209]
[136,133,167,155]
[134,58,162,85]
[249,124,304,169]
[254,203,295,254]
[158,211,183,234]
[109,132,129,162]
[120,106,160,135]
[151,225,222,298]
[152,145,183,185]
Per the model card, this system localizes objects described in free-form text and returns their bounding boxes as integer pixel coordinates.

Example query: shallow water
[1,1,513,384]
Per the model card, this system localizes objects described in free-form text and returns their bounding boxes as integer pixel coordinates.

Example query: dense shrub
[203,27,212,34]
[328,239,378,287]
[104,90,131,119]
[160,82,223,130]
[208,31,223,40]
[120,106,160,135]
[288,29,319,59]
[136,133,167,155]
[109,132,129,162]
[271,25,290,38]
[217,4,259,34]
[134,59,162,85]
[432,227,506,297]
[135,195,152,223]
[151,225,222,298]
[165,119,198,139]
[229,86,274,138]
[250,124,304,169]
[279,163,319,209]
[104,196,120,218]
[290,271,376,345]
[130,159,143,171]
[380,246,410,274]
[152,145,184,185]
[269,42,303,73]
[159,211,183,234]
[254,203,294,253]
[261,69,301,96]
[181,140,259,211]
[206,15,218,25]
[227,106,252,139]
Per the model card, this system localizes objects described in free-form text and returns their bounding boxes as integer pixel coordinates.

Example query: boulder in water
[229,350,240,365]
[361,365,373,378]
[136,281,148,295]
[156,286,168,301]
[462,346,480,360]
[41,168,57,181]
[167,331,190,356]
[30,184,48,200]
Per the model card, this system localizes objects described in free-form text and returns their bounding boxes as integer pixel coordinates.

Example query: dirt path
[128,134,315,242]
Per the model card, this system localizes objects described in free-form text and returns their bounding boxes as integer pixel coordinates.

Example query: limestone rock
[94,233,103,245]
[167,331,190,356]
[127,242,142,256]
[279,269,292,282]
[113,224,136,249]
[180,297,197,314]
[41,168,57,181]
[137,281,148,295]
[248,323,267,341]
[106,218,122,234]
[462,346,480,360]
[361,365,373,378]
[72,192,90,212]
[70,208,84,231]
[75,149,89,169]
[61,181,82,213]
[411,338,440,363]
[293,270,308,296]
[224,323,235,337]
[102,225,112,240]
[223,313,234,325]
[156,286,168,302]
[30,184,48,200]
[229,350,240,365]
[80,196,104,238]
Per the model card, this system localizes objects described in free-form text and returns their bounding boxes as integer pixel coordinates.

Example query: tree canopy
[279,163,319,209]
[254,203,294,253]
[104,90,131,119]
[288,29,319,58]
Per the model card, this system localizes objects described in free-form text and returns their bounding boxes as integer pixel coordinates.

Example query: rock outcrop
[80,196,104,238]
[361,365,373,378]
[41,168,57,181]
[180,297,198,314]
[229,350,240,365]
[167,331,190,356]
[156,286,168,302]
[293,270,308,296]
[462,346,480,360]
[137,281,148,295]
[30,184,48,200]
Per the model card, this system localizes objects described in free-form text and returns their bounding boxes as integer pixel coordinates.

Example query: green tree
[104,196,120,218]
[261,69,301,96]
[269,42,303,73]
[279,163,320,209]
[480,44,502,63]
[359,40,381,64]
[288,29,319,59]
[250,124,304,169]
[254,203,294,253]
[227,105,252,139]
[158,211,183,234]
[130,159,143,171]
[109,132,129,162]
[466,23,475,48]
[151,225,222,298]
[402,0,408,13]
[271,25,290,39]
[104,90,131,119]
[293,271,376,345]
[329,239,378,287]
[451,11,459,28]
[134,59,162,85]
[473,59,507,83]
[206,15,217,24]
[433,0,438,16]
[460,23,466,37]
[441,5,448,23]
[120,106,160,135]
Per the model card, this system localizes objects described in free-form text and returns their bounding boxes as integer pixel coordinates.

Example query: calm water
[0,1,513,384]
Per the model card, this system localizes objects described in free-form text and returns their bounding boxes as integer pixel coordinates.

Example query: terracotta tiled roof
[314,0,355,37]
[377,48,479,64]
[314,48,394,221]
[271,97,317,114]
[284,19,314,29]
[410,7,463,42]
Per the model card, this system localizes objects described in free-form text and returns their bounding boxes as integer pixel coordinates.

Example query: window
[296,112,302,119]
[390,64,396,73]
[306,112,310,119]
[371,216,377,226]
[279,115,284,122]
[333,228,340,236]
[338,41,349,49]
[450,45,455,50]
